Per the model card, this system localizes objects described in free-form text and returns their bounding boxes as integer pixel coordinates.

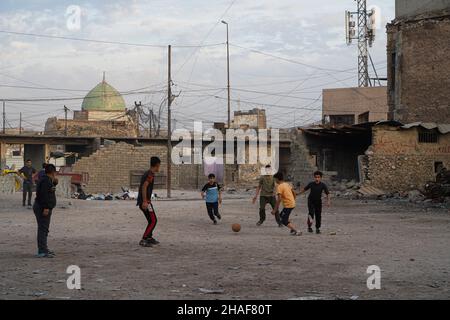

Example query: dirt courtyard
[1,191,449,300]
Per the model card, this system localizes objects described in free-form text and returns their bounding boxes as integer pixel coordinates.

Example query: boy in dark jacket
[33,164,58,258]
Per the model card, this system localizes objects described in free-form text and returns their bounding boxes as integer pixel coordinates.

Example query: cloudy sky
[0,0,395,131]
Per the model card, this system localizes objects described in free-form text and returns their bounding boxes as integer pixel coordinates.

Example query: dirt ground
[0,191,449,300]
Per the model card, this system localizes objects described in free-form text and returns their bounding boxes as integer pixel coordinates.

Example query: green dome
[82,80,126,111]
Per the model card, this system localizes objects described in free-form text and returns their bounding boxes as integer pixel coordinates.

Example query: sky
[0,0,395,131]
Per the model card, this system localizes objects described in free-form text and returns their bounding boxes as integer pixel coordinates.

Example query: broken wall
[387,12,450,123]
[72,142,206,194]
[366,126,450,191]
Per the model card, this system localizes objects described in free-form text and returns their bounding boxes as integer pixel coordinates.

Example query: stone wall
[286,129,318,185]
[387,12,450,123]
[45,117,137,138]
[0,175,16,194]
[366,125,450,191]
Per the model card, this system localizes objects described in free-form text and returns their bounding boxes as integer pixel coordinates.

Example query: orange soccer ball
[232,223,241,233]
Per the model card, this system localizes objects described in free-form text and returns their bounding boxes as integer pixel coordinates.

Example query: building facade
[387,0,450,123]
[322,87,388,126]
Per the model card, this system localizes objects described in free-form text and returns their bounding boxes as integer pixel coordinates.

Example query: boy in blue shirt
[201,173,222,225]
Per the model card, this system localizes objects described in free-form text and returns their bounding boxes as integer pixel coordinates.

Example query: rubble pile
[330,177,450,209]
[72,187,148,201]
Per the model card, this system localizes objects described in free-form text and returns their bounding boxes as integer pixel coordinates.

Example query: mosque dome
[81,75,126,112]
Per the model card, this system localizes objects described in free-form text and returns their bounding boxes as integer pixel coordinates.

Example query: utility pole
[64,105,68,136]
[167,45,172,199]
[19,112,22,135]
[2,100,5,134]
[222,20,231,128]
[148,107,152,138]
[345,0,376,87]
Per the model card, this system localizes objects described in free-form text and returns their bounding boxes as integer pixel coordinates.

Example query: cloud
[0,0,395,130]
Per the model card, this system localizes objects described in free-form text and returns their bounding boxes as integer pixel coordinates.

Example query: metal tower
[346,0,376,87]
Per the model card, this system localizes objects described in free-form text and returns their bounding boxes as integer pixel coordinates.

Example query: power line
[0,29,225,48]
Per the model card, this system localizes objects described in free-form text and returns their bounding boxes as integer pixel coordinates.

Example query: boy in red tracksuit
[137,157,161,247]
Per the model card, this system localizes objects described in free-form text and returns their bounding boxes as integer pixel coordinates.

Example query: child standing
[137,157,161,247]
[33,164,58,258]
[201,174,222,225]
[299,171,331,234]
[272,172,300,236]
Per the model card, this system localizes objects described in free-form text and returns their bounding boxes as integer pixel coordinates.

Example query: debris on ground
[71,187,154,201]
[198,288,225,294]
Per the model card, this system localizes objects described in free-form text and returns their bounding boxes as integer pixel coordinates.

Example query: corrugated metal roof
[401,122,450,134]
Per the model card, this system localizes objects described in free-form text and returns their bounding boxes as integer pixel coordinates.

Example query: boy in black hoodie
[33,164,58,258]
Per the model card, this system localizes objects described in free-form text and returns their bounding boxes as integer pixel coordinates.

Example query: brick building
[322,87,388,125]
[231,108,267,129]
[387,0,450,123]
[365,123,450,191]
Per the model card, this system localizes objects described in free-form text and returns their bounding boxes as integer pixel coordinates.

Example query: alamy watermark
[171,122,280,175]
[65,5,81,31]
[366,265,381,290]
[66,265,81,290]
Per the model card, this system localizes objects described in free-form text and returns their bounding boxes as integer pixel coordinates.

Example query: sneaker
[47,250,56,256]
[213,220,218,225]
[290,230,299,236]
[308,227,314,233]
[316,229,321,234]
[139,239,152,247]
[147,238,160,245]
[278,223,284,228]
[36,252,54,258]
[215,213,222,220]
[256,221,263,226]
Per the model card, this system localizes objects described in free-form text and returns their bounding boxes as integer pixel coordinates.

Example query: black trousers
[307,199,322,229]
[33,202,53,254]
[23,182,33,205]
[206,202,219,221]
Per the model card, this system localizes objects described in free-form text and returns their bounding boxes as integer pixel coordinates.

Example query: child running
[201,173,222,225]
[298,171,331,234]
[137,157,161,247]
[272,172,300,236]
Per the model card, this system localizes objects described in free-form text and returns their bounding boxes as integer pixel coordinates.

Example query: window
[358,112,370,124]
[329,115,355,126]
[12,150,21,157]
[418,131,438,144]
[389,52,396,92]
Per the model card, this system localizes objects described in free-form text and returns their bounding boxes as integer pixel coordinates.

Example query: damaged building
[387,0,450,123]
[286,0,450,193]
[287,121,450,193]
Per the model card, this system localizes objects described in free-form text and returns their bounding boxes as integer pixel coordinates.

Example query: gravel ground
[0,191,449,300]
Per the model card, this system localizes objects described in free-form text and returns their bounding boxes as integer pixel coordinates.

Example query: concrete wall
[322,87,388,124]
[387,10,450,123]
[366,125,450,191]
[396,0,450,19]
[231,109,267,129]
[73,110,130,122]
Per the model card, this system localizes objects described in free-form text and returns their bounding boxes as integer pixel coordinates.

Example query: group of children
[136,160,331,248]
[33,156,331,255]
